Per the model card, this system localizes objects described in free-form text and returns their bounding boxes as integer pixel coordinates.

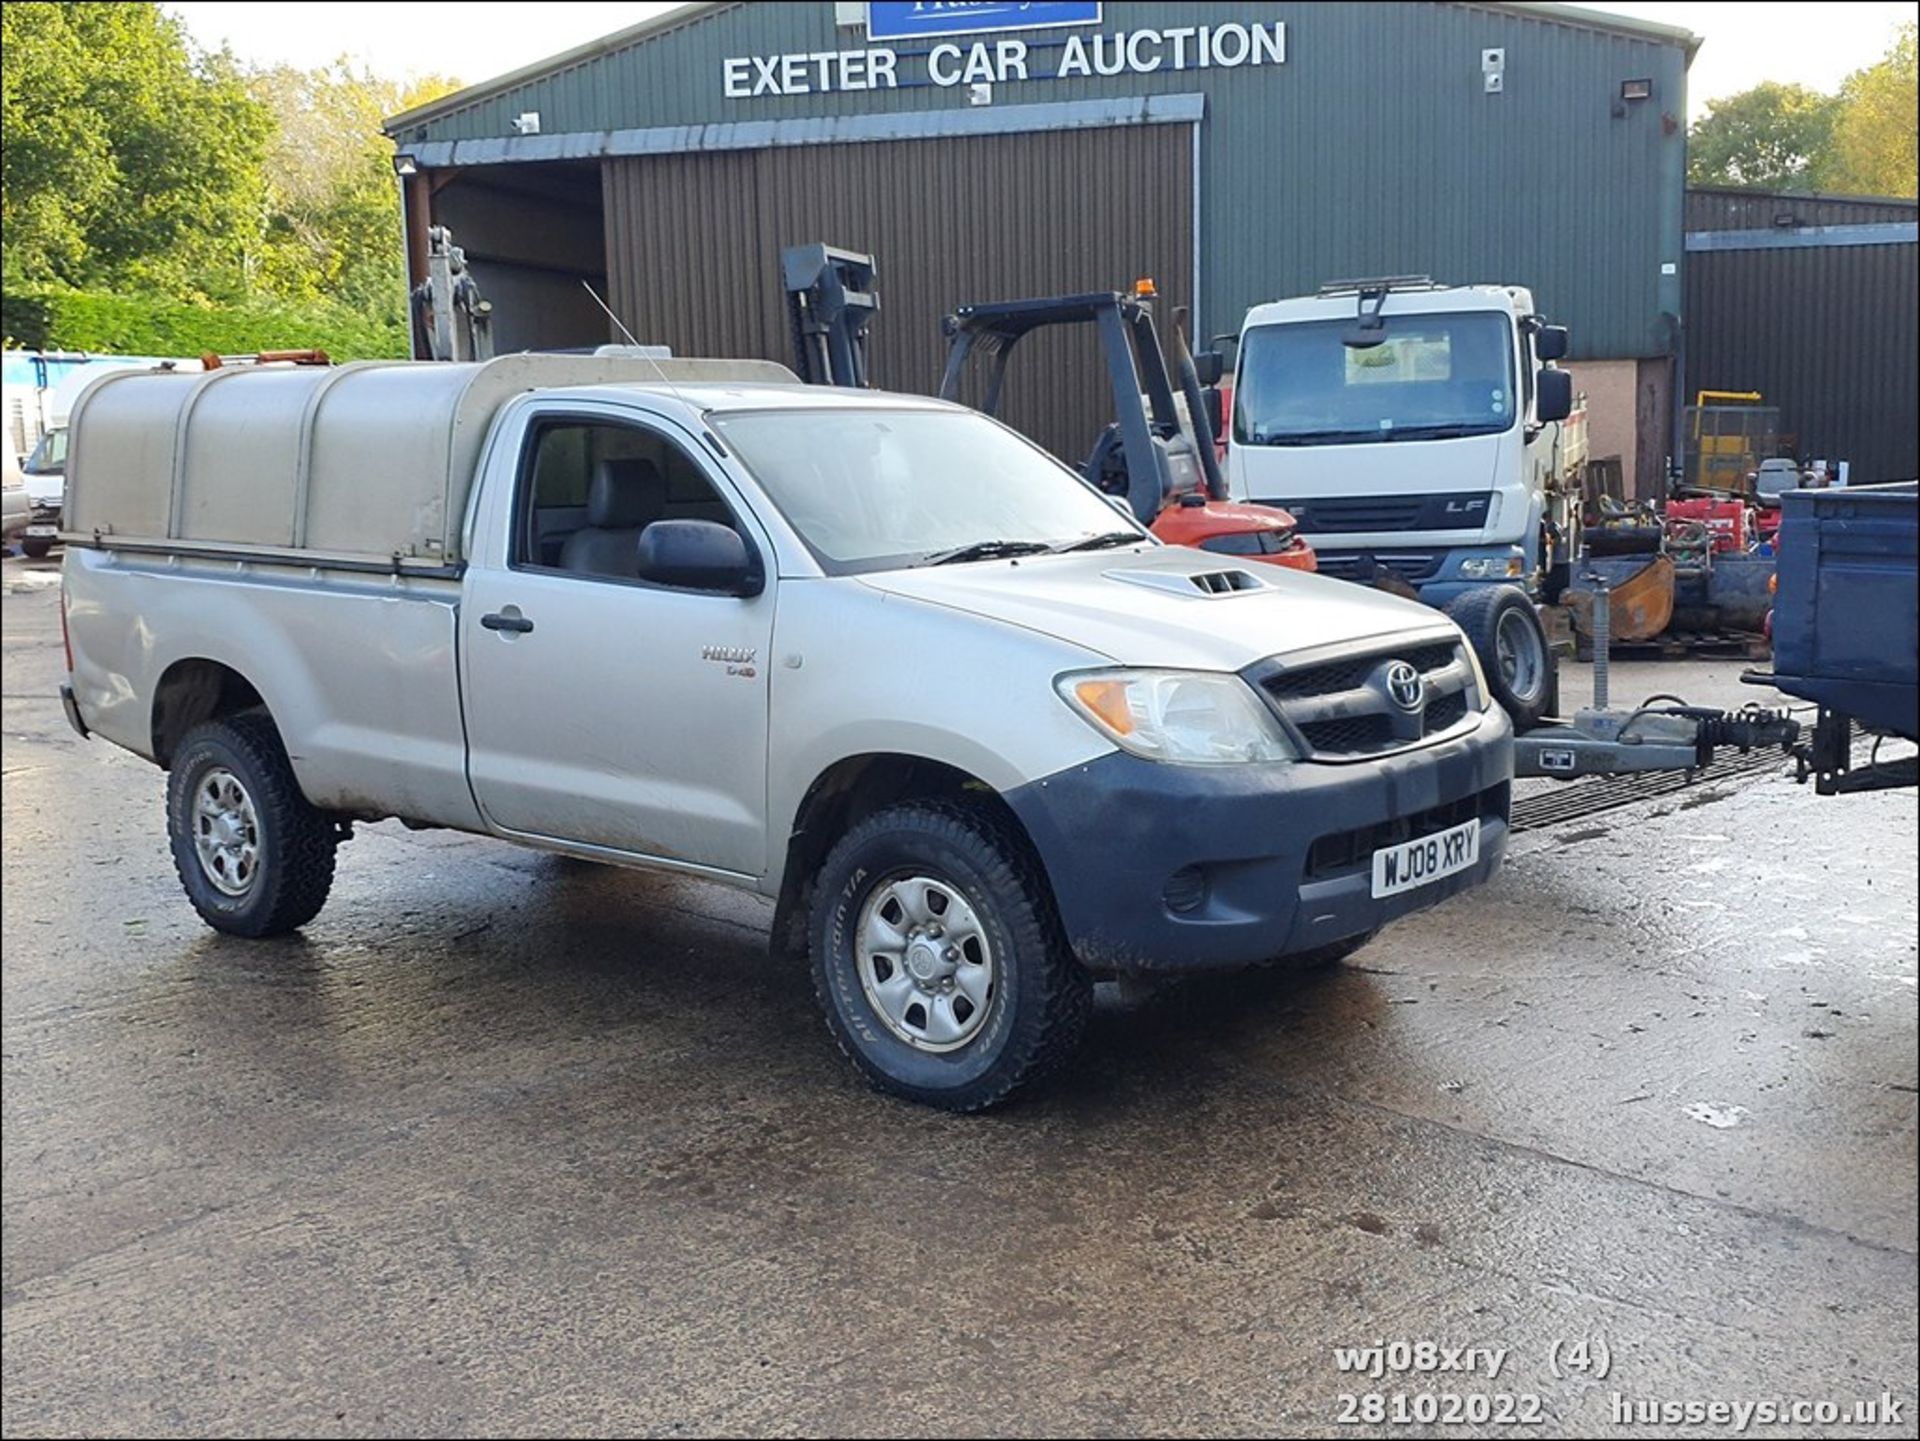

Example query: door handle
[480,610,534,634]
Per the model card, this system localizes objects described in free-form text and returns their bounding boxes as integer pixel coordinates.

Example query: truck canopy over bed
[65,354,796,570]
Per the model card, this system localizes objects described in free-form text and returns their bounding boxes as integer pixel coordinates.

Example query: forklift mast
[781,244,879,388]
[938,290,1226,529]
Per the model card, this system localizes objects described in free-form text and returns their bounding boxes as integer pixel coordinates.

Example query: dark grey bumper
[1005,712,1512,973]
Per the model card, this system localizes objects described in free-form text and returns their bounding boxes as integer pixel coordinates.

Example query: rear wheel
[810,800,1090,1111]
[1447,585,1554,730]
[21,538,53,559]
[167,713,338,937]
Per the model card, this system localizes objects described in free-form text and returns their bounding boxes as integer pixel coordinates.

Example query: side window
[515,419,742,583]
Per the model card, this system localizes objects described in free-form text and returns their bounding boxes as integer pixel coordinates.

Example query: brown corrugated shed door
[603,122,1194,461]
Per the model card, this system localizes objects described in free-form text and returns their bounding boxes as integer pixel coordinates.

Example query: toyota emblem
[1385,660,1425,712]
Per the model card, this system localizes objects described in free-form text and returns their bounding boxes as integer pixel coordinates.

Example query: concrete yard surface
[2,556,1915,1437]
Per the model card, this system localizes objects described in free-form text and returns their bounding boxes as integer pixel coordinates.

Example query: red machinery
[1666,497,1751,554]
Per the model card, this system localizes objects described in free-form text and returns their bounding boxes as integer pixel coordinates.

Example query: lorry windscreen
[710,407,1145,574]
[1234,312,1516,447]
[24,427,67,476]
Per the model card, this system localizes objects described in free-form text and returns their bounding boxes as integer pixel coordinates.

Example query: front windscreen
[709,407,1143,574]
[1233,312,1517,446]
[24,427,66,474]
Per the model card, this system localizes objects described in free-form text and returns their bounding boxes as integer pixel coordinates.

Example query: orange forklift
[780,245,1313,572]
[937,282,1316,572]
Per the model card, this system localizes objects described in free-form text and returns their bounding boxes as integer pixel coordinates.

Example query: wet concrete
[3,557,1915,1437]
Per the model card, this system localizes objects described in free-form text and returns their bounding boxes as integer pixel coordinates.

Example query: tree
[1827,22,1917,197]
[1687,82,1841,191]
[249,63,460,316]
[0,2,271,296]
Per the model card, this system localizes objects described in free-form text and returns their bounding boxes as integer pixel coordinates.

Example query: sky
[165,1,1914,120]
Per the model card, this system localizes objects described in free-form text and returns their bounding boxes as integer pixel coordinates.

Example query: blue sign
[866,2,1103,42]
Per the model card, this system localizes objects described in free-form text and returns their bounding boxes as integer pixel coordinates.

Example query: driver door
[461,408,774,877]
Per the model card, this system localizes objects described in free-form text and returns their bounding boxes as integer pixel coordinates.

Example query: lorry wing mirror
[1190,349,1224,386]
[1536,367,1573,424]
[1534,324,1569,361]
[635,519,763,596]
[1201,385,1225,442]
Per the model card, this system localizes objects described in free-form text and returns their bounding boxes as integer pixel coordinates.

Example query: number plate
[26,524,57,537]
[1371,819,1480,898]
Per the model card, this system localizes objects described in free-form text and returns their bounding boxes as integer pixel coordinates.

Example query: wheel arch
[769,752,1045,965]
[151,658,270,769]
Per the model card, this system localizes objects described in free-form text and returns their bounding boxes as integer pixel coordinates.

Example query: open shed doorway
[415,161,610,355]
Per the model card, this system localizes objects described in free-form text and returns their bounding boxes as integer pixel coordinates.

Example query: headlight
[1459,551,1525,579]
[1461,640,1494,712]
[1055,669,1296,764]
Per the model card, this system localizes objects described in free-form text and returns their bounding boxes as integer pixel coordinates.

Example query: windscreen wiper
[1253,429,1379,446]
[923,539,1054,566]
[1049,531,1146,554]
[1382,424,1489,441]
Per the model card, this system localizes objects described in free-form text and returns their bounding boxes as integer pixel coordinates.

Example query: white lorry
[1222,278,1586,725]
[59,355,1512,1109]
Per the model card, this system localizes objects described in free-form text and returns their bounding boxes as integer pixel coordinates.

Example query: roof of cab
[550,381,968,414]
[1242,284,1538,330]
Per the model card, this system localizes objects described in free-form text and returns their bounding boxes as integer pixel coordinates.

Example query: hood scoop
[1105,566,1273,599]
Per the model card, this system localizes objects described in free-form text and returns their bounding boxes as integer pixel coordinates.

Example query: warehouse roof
[385,0,1700,135]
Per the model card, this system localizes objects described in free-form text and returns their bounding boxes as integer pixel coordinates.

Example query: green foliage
[2,3,461,343]
[2,2,271,296]
[2,285,408,360]
[1687,83,1840,191]
[1827,22,1918,198]
[1689,25,1919,199]
[250,62,459,319]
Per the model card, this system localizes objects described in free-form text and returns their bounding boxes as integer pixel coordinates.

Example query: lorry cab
[1223,279,1578,605]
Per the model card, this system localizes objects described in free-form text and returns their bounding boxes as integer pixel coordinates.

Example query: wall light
[392,153,420,177]
[1621,78,1653,101]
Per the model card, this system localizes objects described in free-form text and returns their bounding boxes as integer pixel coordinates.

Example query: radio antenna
[580,279,689,406]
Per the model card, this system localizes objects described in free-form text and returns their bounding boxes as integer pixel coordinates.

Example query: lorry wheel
[1446,586,1554,731]
[166,713,338,938]
[21,538,53,560]
[810,800,1091,1111]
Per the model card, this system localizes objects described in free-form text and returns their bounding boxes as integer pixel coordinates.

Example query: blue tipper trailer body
[1769,482,1918,742]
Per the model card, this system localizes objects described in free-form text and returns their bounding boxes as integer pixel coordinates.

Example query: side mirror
[1190,349,1224,386]
[1200,385,1225,442]
[1534,324,1569,361]
[1536,367,1573,424]
[635,519,762,595]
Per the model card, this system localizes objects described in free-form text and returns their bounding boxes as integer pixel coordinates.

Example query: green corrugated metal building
[386,1,1697,488]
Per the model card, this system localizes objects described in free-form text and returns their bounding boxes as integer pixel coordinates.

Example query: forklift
[936,282,1316,572]
[779,247,1314,572]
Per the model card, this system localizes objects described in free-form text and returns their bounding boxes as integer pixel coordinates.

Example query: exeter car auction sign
[721,10,1286,99]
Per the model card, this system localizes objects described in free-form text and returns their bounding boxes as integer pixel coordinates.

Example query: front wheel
[810,800,1091,1111]
[166,713,338,937]
[1446,585,1555,731]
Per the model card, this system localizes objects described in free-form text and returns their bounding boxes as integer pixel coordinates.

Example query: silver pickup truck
[59,355,1512,1109]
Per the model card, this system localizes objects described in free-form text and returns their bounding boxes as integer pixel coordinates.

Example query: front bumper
[1312,545,1533,606]
[1005,711,1512,973]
